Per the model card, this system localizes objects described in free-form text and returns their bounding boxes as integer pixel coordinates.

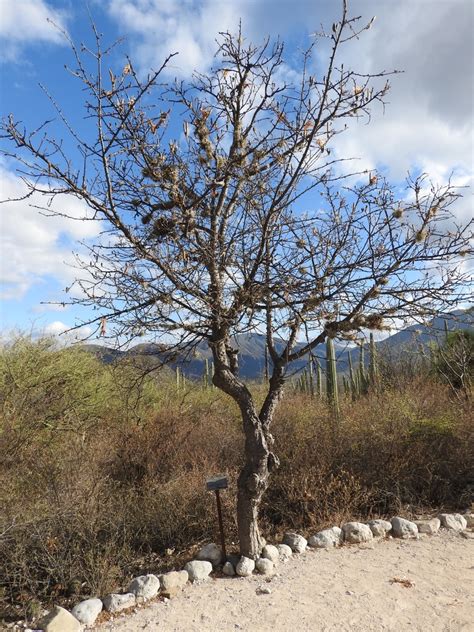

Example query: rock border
[21,511,472,631]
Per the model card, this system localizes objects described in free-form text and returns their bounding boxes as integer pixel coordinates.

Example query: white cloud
[326,0,473,222]
[331,102,473,185]
[104,1,472,203]
[42,320,93,342]
[43,319,87,336]
[0,0,68,61]
[43,320,70,336]
[105,0,249,76]
[0,167,102,300]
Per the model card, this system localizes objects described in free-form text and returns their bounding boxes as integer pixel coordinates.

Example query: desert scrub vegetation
[0,337,472,622]
[0,335,164,434]
[431,329,474,394]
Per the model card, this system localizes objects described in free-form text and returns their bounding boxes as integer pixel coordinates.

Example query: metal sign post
[206,475,228,561]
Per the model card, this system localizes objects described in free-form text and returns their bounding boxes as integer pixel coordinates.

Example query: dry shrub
[263,379,473,537]
[0,369,243,622]
[1,341,473,623]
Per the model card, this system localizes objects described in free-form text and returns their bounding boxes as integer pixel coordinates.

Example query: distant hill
[377,308,473,349]
[81,344,124,364]
[81,308,473,380]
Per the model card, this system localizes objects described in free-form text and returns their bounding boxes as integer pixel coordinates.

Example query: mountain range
[82,308,473,380]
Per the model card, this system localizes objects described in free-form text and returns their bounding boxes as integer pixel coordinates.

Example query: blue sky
[0,0,472,342]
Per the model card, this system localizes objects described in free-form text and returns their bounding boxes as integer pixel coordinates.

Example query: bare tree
[1,2,472,557]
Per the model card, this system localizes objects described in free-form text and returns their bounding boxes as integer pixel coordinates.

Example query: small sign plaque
[206,475,228,491]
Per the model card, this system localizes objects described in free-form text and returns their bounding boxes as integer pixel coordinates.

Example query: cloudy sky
[0,0,472,340]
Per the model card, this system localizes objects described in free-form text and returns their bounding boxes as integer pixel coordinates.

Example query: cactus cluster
[295,333,379,410]
[295,355,323,398]
[343,333,379,399]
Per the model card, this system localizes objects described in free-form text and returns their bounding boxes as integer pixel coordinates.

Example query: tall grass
[0,336,472,623]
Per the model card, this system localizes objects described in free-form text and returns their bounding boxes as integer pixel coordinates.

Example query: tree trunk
[211,340,280,559]
[236,412,271,558]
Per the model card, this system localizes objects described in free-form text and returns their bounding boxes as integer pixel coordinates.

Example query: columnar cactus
[326,337,339,415]
[348,351,357,399]
[368,332,379,387]
[316,358,323,399]
[308,356,315,397]
[203,358,211,388]
[358,344,369,395]
[342,375,349,396]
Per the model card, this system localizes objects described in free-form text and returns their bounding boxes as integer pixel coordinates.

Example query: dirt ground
[98,530,473,632]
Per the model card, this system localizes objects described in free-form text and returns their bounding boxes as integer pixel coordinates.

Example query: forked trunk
[211,342,280,560]
[236,409,274,559]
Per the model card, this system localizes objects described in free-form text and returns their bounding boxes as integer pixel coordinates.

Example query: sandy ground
[98,530,473,632]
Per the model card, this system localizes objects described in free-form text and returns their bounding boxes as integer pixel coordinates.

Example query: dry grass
[0,339,472,623]
[265,381,473,535]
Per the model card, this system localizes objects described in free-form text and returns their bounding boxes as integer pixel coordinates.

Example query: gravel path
[99,530,473,632]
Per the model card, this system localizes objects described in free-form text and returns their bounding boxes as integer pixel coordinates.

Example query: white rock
[308,527,343,548]
[255,558,274,575]
[128,574,160,601]
[367,519,392,538]
[276,544,292,561]
[236,556,255,577]
[196,543,224,566]
[282,532,307,553]
[103,593,136,613]
[439,513,467,531]
[222,561,235,576]
[262,544,279,564]
[463,513,474,528]
[342,522,373,544]
[415,518,440,535]
[71,598,103,626]
[37,606,82,632]
[184,560,213,582]
[159,570,188,596]
[391,517,419,539]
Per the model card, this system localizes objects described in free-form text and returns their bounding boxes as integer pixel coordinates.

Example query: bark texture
[237,411,271,558]
[212,339,280,559]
